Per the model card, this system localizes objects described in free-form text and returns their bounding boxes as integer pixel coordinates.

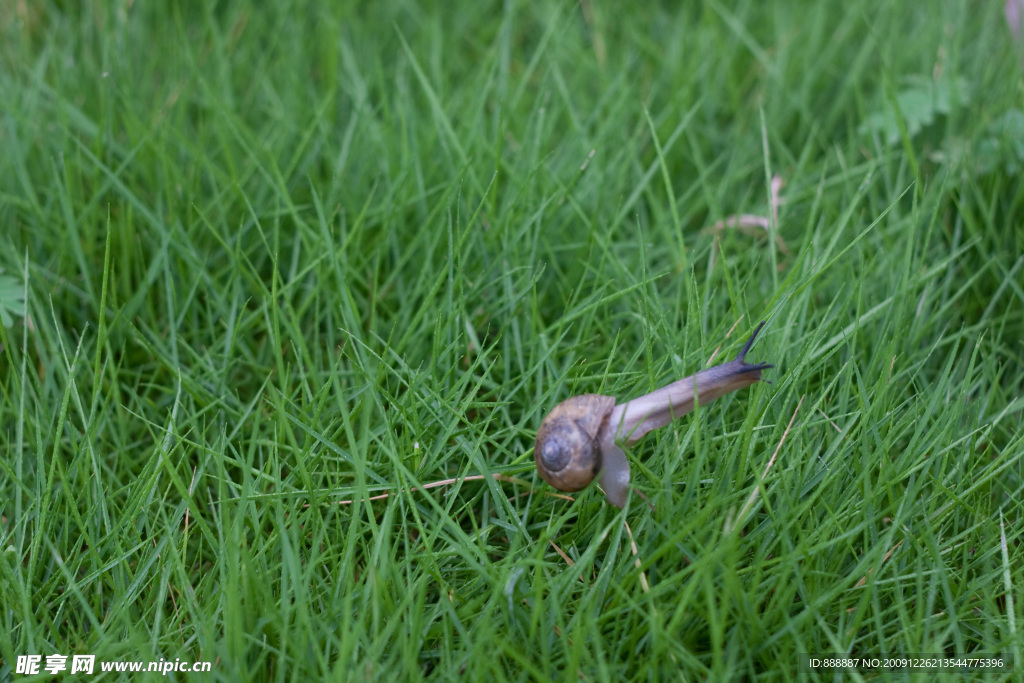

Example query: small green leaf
[858,75,971,143]
[0,269,26,327]
[976,109,1024,175]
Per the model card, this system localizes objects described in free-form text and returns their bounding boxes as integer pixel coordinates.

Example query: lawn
[2,1,1023,680]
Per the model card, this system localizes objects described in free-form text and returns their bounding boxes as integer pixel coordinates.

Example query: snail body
[534,322,772,507]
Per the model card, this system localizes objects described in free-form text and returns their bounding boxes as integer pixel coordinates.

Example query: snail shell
[534,394,615,492]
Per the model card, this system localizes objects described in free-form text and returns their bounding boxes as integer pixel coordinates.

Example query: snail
[534,322,772,507]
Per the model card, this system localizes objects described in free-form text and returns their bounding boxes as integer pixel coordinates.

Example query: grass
[1,1,1023,680]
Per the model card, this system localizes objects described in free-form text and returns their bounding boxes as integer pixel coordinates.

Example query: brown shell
[534,394,616,492]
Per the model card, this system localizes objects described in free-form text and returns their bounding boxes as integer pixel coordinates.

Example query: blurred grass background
[1,0,1023,679]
